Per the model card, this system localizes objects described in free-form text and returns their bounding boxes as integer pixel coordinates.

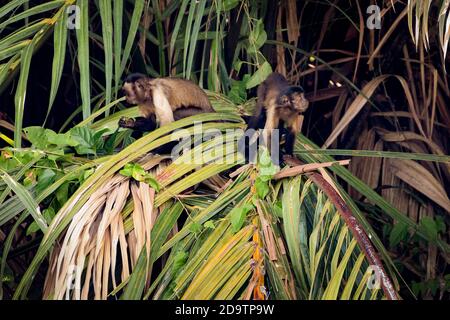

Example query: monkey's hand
[282,154,296,163]
[118,117,135,129]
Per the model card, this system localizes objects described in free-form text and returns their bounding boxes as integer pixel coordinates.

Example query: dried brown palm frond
[407,0,448,56]
[43,155,169,299]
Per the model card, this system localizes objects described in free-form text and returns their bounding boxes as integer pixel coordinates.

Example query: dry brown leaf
[368,6,408,66]
[387,158,450,212]
[324,76,389,148]
[285,0,299,43]
[324,74,430,149]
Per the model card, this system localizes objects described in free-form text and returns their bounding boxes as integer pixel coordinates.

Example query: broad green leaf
[36,168,57,194]
[46,130,79,147]
[258,147,279,179]
[23,127,47,149]
[245,61,272,89]
[204,221,215,229]
[247,19,267,54]
[228,79,247,104]
[418,216,438,243]
[189,221,203,235]
[222,0,240,11]
[254,177,269,199]
[282,177,304,286]
[69,126,97,155]
[389,222,409,247]
[230,203,253,233]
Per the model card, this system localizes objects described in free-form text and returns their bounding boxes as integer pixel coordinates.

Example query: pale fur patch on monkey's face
[122,78,151,105]
[291,92,309,113]
[278,94,291,108]
[277,92,309,118]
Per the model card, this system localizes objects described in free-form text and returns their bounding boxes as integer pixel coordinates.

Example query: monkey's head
[122,73,152,105]
[277,86,309,115]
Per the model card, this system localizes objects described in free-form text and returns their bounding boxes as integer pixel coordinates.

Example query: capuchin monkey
[244,72,309,162]
[119,73,215,132]
[118,73,216,154]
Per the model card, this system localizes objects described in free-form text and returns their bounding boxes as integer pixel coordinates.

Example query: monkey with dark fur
[244,72,309,162]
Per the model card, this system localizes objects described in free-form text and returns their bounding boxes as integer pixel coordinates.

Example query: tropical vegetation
[0,0,449,300]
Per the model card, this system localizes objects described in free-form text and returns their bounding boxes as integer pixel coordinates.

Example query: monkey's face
[290,92,309,113]
[277,88,309,116]
[122,77,151,105]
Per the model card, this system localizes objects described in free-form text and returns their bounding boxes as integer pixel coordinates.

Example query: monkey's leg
[133,117,157,131]
[152,142,178,155]
[238,129,260,164]
[284,115,303,156]
[241,115,252,124]
[284,130,296,156]
[239,108,266,164]
[152,108,205,156]
[248,102,266,130]
[173,107,206,120]
[243,87,267,163]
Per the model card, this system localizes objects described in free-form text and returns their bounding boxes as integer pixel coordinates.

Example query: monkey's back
[261,73,290,100]
[153,78,215,112]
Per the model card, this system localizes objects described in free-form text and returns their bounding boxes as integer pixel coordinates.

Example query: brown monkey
[119,73,215,131]
[247,72,309,157]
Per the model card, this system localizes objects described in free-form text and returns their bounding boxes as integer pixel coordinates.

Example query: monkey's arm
[247,82,267,129]
[261,108,279,151]
[284,130,296,156]
[118,115,157,132]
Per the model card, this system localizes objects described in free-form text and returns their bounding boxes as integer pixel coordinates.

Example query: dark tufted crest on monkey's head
[276,85,309,114]
[124,73,147,84]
